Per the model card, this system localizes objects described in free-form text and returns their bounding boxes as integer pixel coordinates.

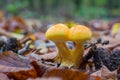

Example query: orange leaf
[43,69,88,80]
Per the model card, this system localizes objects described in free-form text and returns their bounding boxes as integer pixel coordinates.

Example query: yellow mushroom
[46,23,70,63]
[69,25,92,67]
[45,24,92,68]
[111,23,120,36]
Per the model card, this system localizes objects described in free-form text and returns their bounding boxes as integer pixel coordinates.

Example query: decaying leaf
[88,76,103,80]
[0,51,30,68]
[6,61,44,80]
[0,73,9,80]
[42,68,89,80]
[101,66,117,80]
[6,69,37,80]
[0,51,44,80]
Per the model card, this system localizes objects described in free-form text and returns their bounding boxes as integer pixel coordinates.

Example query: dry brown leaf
[42,68,89,80]
[6,69,37,80]
[0,51,31,68]
[101,66,117,80]
[89,76,103,80]
[0,51,44,80]
[40,50,58,60]
[0,73,9,80]
[6,61,44,80]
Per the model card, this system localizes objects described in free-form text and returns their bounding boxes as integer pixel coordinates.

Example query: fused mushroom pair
[46,24,92,68]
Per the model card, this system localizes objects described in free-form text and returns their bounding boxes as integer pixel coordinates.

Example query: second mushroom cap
[69,25,92,43]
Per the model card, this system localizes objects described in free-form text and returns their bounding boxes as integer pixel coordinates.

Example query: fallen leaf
[0,51,44,80]
[0,73,9,80]
[42,68,88,80]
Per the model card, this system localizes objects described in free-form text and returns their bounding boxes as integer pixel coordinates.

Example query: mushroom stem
[71,43,84,67]
[55,42,70,57]
[55,42,72,66]
[55,42,84,68]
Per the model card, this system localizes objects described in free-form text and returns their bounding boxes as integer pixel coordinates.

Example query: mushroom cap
[69,25,92,43]
[45,23,69,42]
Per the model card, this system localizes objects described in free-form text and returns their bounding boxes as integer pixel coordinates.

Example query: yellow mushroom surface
[46,23,69,42]
[111,23,120,36]
[45,24,92,68]
[69,25,92,43]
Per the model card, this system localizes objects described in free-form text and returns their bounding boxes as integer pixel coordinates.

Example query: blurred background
[0,0,120,22]
[0,0,120,37]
